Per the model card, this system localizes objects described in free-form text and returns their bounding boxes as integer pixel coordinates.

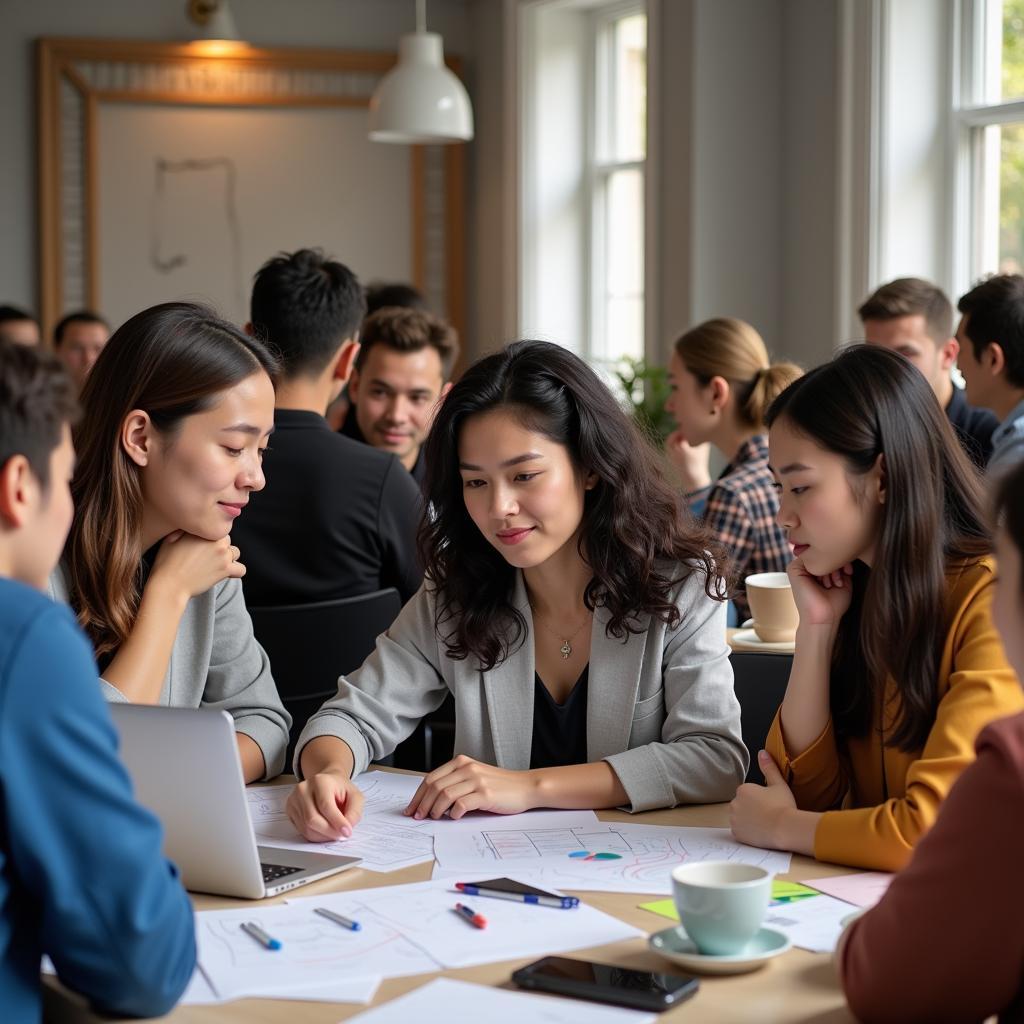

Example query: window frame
[587,0,648,365]
[954,0,1024,291]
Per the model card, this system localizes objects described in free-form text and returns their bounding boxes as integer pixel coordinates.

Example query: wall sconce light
[369,0,473,144]
[186,0,245,55]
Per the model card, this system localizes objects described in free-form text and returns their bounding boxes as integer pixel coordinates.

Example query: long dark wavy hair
[766,345,989,752]
[419,339,728,671]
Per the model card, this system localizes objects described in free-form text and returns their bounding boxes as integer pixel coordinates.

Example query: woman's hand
[729,751,817,856]
[788,556,854,629]
[286,769,365,843]
[665,429,712,493]
[404,755,540,820]
[148,531,245,606]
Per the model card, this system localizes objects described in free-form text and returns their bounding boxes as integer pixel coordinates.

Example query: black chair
[730,651,793,783]
[248,588,402,767]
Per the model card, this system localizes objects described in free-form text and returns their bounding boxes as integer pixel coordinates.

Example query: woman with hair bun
[666,317,802,620]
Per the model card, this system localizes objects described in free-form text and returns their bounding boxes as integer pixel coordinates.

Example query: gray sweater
[296,566,747,811]
[50,568,290,780]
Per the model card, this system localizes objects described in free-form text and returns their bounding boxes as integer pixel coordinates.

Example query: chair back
[249,588,402,765]
[730,651,793,783]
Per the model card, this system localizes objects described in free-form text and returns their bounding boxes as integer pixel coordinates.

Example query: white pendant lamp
[369,0,474,144]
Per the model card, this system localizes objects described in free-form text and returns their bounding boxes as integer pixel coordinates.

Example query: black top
[340,408,427,487]
[232,408,423,607]
[530,665,589,770]
[946,385,999,468]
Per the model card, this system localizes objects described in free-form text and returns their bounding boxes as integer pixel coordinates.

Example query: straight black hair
[250,248,365,379]
[766,345,989,752]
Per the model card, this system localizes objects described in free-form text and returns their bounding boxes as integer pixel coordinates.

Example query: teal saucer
[648,925,791,975]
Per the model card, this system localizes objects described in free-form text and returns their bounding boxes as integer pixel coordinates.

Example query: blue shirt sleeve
[0,604,195,1017]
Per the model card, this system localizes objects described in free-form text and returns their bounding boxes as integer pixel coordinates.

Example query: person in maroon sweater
[838,459,1024,1023]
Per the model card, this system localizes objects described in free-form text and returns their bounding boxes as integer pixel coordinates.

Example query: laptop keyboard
[261,862,304,884]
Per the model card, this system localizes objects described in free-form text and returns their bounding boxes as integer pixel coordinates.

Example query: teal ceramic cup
[671,862,772,955]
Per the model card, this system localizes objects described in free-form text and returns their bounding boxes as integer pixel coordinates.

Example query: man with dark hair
[0,305,39,347]
[957,273,1024,475]
[364,281,428,317]
[342,307,459,485]
[0,341,195,1018]
[233,248,422,606]
[860,277,998,465]
[53,309,110,392]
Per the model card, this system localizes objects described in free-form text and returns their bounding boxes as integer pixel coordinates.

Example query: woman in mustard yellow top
[729,345,1024,871]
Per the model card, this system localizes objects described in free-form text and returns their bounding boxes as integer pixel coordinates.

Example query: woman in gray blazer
[54,303,290,782]
[287,340,747,841]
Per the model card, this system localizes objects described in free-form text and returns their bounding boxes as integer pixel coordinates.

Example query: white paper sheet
[247,775,435,872]
[345,978,659,1024]
[195,903,435,1000]
[287,877,643,969]
[248,775,601,872]
[432,822,791,894]
[44,955,379,1007]
[762,893,855,953]
[801,871,892,909]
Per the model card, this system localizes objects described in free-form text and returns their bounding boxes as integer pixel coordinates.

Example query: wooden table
[47,779,857,1023]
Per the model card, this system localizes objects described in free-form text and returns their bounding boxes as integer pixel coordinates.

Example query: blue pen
[315,906,361,931]
[240,921,282,950]
[455,882,579,909]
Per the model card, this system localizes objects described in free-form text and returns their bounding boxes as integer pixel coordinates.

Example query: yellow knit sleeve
[765,710,848,811]
[813,565,1024,870]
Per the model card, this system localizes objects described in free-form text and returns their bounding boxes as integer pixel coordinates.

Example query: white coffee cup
[671,861,772,955]
[744,572,799,643]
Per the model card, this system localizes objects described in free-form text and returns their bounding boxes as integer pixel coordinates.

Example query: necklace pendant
[560,641,572,659]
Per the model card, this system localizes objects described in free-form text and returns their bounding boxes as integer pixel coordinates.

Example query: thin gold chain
[530,606,592,659]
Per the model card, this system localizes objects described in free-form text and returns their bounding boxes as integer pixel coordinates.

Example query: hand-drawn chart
[433,823,792,895]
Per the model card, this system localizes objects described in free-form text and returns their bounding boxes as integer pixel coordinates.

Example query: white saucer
[648,925,792,975]
[730,628,795,653]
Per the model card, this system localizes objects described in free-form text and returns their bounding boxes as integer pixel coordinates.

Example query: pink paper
[802,872,893,908]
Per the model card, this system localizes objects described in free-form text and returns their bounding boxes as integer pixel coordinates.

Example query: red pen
[454,902,487,929]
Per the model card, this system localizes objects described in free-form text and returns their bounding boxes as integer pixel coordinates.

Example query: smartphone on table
[512,955,699,1012]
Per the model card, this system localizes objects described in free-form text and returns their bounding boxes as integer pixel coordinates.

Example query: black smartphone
[512,956,699,1012]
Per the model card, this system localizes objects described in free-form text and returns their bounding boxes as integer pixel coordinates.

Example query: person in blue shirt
[0,340,195,1018]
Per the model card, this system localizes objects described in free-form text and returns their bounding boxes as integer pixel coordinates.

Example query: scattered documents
[289,877,643,970]
[247,774,435,872]
[196,902,436,1000]
[762,893,855,953]
[247,774,600,873]
[433,822,791,894]
[346,977,658,1024]
[802,872,892,909]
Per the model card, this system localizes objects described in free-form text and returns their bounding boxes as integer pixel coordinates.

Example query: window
[520,1,648,366]
[590,7,647,363]
[960,0,1024,281]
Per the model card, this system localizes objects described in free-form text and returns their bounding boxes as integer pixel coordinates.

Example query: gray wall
[2,0,843,368]
[0,0,473,327]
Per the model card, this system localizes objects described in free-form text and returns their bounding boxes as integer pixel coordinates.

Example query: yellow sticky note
[638,899,679,921]
[772,881,818,900]
[639,881,817,921]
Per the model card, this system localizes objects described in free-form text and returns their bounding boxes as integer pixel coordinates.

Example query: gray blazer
[297,566,747,811]
[49,568,290,780]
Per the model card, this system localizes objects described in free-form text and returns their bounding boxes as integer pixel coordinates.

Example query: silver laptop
[109,704,360,899]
